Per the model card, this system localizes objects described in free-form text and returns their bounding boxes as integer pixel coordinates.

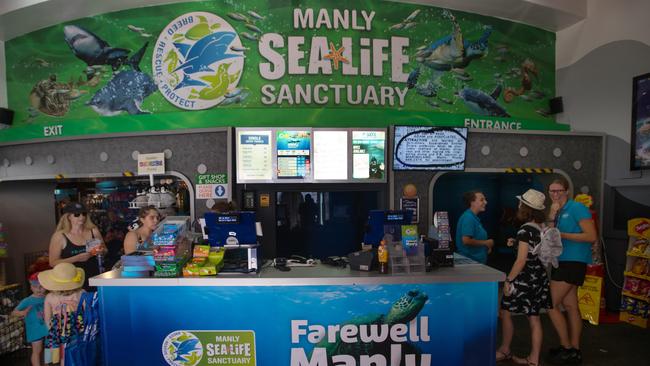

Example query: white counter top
[90,256,505,287]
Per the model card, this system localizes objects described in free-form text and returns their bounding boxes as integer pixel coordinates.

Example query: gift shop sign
[196,173,229,200]
[137,153,165,175]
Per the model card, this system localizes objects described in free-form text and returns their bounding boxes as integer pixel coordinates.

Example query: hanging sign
[137,153,165,175]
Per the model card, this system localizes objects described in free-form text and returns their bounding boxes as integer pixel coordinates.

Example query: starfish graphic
[324,42,349,70]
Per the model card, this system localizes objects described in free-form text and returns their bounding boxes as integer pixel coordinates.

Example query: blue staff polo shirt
[455,208,489,263]
[556,200,593,264]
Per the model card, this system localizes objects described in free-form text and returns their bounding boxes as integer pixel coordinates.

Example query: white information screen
[237,130,273,181]
[313,130,348,180]
[352,131,386,180]
[393,126,467,171]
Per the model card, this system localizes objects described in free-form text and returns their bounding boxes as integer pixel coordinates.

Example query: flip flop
[512,356,540,366]
[496,350,512,362]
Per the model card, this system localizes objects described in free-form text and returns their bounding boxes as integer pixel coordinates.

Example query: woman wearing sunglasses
[48,202,106,290]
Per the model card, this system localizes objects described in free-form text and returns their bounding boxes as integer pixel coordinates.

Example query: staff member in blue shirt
[545,177,597,365]
[455,190,494,263]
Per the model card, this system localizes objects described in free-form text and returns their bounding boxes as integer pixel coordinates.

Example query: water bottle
[97,253,105,273]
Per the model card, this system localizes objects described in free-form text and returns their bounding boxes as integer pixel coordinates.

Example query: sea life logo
[162,330,203,366]
[154,12,244,110]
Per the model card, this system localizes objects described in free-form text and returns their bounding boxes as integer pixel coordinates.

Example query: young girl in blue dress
[12,272,49,366]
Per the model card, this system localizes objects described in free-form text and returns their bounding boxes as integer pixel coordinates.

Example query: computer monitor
[363,210,413,246]
[204,211,257,246]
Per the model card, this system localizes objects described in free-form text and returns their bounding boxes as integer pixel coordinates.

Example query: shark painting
[172,31,241,90]
[86,43,157,115]
[458,85,510,117]
[63,25,134,70]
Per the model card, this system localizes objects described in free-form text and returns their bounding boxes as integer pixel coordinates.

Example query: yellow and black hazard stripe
[504,168,553,174]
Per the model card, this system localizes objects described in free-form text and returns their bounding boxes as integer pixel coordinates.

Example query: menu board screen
[276,130,311,179]
[393,126,467,171]
[352,131,386,180]
[236,130,273,182]
[313,130,348,180]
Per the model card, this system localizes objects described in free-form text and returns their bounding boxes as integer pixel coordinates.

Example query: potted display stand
[619,218,650,328]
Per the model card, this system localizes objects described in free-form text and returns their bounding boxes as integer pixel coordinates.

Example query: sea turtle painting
[314,290,429,362]
[415,10,492,72]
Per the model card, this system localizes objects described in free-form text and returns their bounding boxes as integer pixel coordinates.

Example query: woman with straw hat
[39,263,85,366]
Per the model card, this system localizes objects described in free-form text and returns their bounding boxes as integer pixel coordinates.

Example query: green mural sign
[2,0,566,144]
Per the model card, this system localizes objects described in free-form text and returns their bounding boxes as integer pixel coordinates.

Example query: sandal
[512,356,540,366]
[496,350,512,362]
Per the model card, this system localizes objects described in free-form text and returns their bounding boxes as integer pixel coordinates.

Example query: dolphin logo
[172,31,241,90]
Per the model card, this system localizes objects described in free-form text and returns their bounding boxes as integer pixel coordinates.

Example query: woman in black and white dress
[496,189,552,366]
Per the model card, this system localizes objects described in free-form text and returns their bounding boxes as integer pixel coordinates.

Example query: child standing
[496,189,552,366]
[12,272,49,366]
[38,263,85,366]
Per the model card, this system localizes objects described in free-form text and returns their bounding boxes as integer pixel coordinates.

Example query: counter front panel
[98,280,498,365]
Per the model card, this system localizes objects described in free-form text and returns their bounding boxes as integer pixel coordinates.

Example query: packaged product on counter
[182,247,224,276]
[193,245,210,258]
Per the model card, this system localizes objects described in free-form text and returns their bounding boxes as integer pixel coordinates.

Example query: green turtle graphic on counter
[313,290,429,362]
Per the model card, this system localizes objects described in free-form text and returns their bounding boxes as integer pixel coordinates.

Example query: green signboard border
[0,108,568,144]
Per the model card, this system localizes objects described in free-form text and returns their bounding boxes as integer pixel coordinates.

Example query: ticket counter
[91,258,504,366]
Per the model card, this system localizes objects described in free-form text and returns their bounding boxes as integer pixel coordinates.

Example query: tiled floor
[498,314,650,366]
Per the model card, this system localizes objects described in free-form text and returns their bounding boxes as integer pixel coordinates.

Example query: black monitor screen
[631,73,650,170]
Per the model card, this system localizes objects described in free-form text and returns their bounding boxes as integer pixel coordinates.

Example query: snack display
[151,217,191,278]
[183,247,224,277]
[621,218,650,328]
[631,258,649,276]
[629,238,648,256]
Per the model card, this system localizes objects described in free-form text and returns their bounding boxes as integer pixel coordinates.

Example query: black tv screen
[631,73,650,170]
[393,126,467,171]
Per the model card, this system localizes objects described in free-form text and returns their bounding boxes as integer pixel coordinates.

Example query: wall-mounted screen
[393,126,467,171]
[236,129,273,182]
[313,130,348,180]
[236,128,386,183]
[276,130,311,179]
[352,131,386,180]
[631,73,650,170]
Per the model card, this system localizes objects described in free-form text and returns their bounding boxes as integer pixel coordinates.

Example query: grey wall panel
[0,130,229,284]
[0,130,229,219]
[0,181,56,285]
[394,131,604,234]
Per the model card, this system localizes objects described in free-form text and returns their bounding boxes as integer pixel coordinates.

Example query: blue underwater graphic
[98,282,499,365]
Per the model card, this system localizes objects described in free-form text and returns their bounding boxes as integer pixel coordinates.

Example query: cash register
[203,211,260,273]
